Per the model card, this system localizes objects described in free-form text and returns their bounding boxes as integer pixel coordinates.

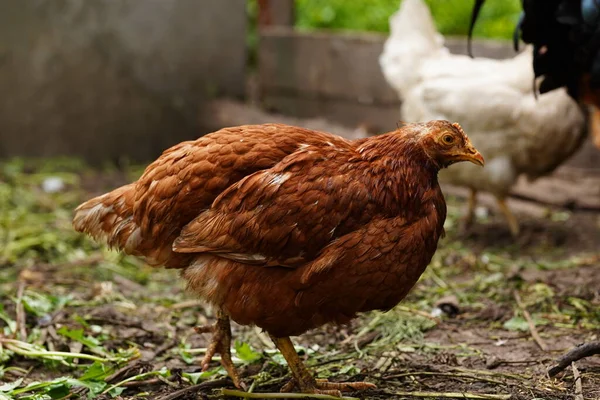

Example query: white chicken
[379,0,587,236]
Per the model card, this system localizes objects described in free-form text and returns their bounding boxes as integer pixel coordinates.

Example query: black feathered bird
[469,0,600,100]
[469,0,600,374]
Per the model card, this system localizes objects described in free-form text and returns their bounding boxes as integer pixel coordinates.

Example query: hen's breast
[182,187,446,338]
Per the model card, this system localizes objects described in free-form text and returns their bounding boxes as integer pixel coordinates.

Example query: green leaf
[85,381,107,396]
[46,384,70,399]
[338,364,358,375]
[503,316,529,332]
[72,314,90,328]
[66,378,107,396]
[234,341,261,364]
[20,292,70,317]
[0,305,16,335]
[182,370,220,384]
[12,378,69,396]
[269,353,287,366]
[179,349,195,365]
[56,326,102,351]
[80,362,112,382]
[108,386,125,398]
[0,378,22,392]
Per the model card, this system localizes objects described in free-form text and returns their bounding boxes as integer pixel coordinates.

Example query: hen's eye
[442,135,454,144]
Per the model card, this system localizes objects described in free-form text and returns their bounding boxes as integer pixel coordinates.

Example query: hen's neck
[356,136,444,221]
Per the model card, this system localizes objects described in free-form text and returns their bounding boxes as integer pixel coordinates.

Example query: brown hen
[73,122,483,396]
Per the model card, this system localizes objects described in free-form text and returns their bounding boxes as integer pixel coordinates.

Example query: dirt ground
[1,114,599,400]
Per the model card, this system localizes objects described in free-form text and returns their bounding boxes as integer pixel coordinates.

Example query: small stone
[42,177,65,193]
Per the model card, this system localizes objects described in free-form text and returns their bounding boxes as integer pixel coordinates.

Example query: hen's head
[417,120,484,169]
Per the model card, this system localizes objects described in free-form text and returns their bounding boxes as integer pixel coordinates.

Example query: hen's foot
[281,378,376,397]
[271,335,375,397]
[194,310,244,389]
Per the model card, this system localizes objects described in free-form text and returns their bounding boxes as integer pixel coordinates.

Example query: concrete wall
[258,27,600,173]
[0,0,247,163]
[259,28,398,133]
[258,27,520,133]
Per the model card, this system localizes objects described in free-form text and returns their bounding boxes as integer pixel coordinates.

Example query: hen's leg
[459,189,478,232]
[271,335,375,397]
[195,309,243,388]
[589,104,600,149]
[496,197,519,237]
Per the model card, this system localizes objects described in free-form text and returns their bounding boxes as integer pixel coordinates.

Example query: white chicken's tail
[379,0,446,97]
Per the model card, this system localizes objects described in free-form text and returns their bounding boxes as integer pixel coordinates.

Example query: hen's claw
[272,335,375,396]
[281,377,376,397]
[195,310,244,389]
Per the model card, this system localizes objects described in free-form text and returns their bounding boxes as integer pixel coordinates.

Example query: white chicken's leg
[590,105,600,149]
[459,188,478,233]
[496,197,520,237]
[195,308,243,388]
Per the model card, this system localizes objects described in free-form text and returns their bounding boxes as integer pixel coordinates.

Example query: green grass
[246,0,521,69]
[1,157,599,399]
[295,0,522,39]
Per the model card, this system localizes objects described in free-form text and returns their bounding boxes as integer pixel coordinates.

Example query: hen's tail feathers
[379,0,445,96]
[73,184,141,255]
[389,0,440,43]
[467,0,486,57]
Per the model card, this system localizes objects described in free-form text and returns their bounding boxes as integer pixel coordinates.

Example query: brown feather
[74,121,478,337]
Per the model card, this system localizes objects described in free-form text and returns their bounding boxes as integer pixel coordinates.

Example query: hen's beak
[453,144,485,167]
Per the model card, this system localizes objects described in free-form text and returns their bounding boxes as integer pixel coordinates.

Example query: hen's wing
[172,144,379,267]
[75,124,350,268]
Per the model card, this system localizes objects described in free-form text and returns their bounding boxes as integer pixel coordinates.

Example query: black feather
[467,0,487,58]
[469,0,600,100]
[513,13,525,52]
[515,0,600,100]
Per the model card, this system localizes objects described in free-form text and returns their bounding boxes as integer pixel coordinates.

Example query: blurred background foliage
[294,0,522,38]
[246,0,522,68]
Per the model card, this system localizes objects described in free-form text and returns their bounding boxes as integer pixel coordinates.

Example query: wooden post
[258,0,295,28]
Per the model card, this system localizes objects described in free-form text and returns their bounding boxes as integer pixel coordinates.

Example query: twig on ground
[170,299,205,310]
[158,374,179,388]
[572,362,584,400]
[122,377,162,388]
[451,368,530,381]
[156,379,231,400]
[0,338,128,363]
[548,341,600,377]
[390,391,511,399]
[102,371,169,395]
[221,389,360,399]
[15,282,27,340]
[105,361,149,383]
[112,274,147,292]
[32,255,106,274]
[310,355,354,368]
[154,339,177,357]
[513,291,547,351]
[384,371,505,385]
[395,305,441,323]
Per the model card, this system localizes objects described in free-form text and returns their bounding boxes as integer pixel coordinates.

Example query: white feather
[379,0,586,198]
